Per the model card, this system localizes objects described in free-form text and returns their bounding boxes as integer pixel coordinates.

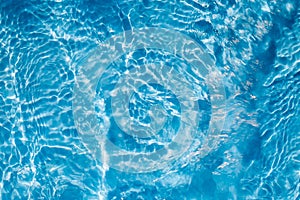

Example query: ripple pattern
[0,0,299,199]
[72,27,227,173]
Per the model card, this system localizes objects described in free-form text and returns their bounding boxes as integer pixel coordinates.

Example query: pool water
[0,0,299,199]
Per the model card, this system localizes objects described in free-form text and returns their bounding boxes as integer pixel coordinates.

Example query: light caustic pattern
[1,0,299,199]
[72,27,226,173]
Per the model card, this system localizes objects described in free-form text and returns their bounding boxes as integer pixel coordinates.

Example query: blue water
[0,0,299,199]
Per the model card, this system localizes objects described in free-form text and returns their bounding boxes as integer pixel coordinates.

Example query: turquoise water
[0,0,299,199]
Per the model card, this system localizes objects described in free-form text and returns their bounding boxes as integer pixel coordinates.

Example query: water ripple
[0,0,299,199]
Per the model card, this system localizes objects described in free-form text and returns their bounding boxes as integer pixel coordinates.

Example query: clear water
[0,0,299,199]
